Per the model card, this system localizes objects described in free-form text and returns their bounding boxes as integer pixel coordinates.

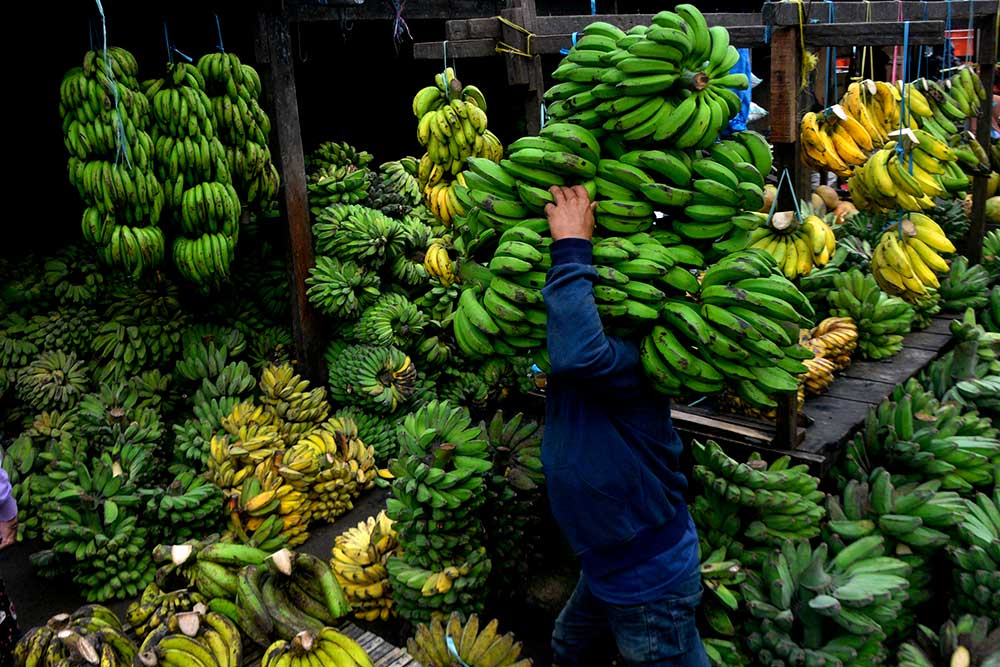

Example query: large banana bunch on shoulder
[330,511,398,622]
[407,612,531,667]
[871,213,955,302]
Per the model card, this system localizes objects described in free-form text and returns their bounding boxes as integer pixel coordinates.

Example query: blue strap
[446,637,471,667]
[965,0,975,62]
[215,14,225,53]
[823,0,835,105]
[540,102,547,129]
[590,0,596,15]
[560,31,580,55]
[164,21,174,65]
[944,0,953,73]
[763,24,771,45]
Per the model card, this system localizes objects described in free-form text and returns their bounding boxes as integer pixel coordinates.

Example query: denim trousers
[552,571,709,667]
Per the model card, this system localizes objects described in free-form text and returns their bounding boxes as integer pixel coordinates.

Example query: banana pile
[743,537,909,667]
[259,362,330,446]
[147,469,226,545]
[366,158,423,218]
[871,213,955,301]
[387,400,493,622]
[126,583,206,639]
[691,441,825,564]
[262,628,372,667]
[897,615,999,667]
[848,133,960,214]
[61,48,167,277]
[326,344,418,415]
[14,605,137,667]
[545,8,749,148]
[134,605,242,667]
[414,68,501,226]
[307,141,372,211]
[407,612,531,667]
[746,206,837,280]
[197,51,280,208]
[828,269,914,360]
[804,316,858,370]
[939,256,992,312]
[921,309,1000,416]
[842,378,1000,495]
[15,350,89,412]
[948,490,1000,618]
[330,511,399,621]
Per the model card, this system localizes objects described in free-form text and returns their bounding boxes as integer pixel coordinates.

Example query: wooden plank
[769,27,800,144]
[672,407,776,445]
[902,331,952,352]
[381,653,419,667]
[800,395,874,454]
[286,0,497,22]
[966,16,997,264]
[413,38,497,60]
[924,316,955,335]
[255,10,326,385]
[445,12,763,40]
[763,0,996,26]
[368,643,395,662]
[821,376,895,404]
[804,20,945,47]
[340,623,364,639]
[841,347,938,384]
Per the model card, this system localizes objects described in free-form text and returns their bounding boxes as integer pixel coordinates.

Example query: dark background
[4,0,765,260]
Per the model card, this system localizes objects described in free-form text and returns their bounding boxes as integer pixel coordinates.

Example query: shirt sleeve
[0,461,16,522]
[542,238,642,389]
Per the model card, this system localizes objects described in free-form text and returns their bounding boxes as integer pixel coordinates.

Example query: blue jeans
[552,571,709,667]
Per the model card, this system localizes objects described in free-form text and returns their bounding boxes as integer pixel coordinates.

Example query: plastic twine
[540,102,548,129]
[767,168,802,225]
[446,637,471,667]
[560,31,580,55]
[215,14,225,52]
[964,0,975,62]
[95,0,131,168]
[823,0,836,105]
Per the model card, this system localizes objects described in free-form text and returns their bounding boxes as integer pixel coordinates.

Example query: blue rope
[944,0,953,73]
[446,638,471,667]
[763,24,771,45]
[215,15,225,53]
[560,31,580,55]
[965,0,975,62]
[540,102,547,129]
[823,0,836,105]
[590,0,596,15]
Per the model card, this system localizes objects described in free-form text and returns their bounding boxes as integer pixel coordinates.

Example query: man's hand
[545,185,596,241]
[0,517,17,550]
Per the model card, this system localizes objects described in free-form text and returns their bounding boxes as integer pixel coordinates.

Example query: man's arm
[542,185,642,387]
[0,462,17,549]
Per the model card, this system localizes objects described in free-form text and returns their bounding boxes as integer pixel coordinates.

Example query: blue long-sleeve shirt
[0,458,16,522]
[541,238,698,601]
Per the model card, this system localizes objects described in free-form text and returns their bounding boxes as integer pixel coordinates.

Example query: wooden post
[769,27,811,206]
[966,16,997,264]
[499,0,546,135]
[255,10,325,384]
[774,393,798,449]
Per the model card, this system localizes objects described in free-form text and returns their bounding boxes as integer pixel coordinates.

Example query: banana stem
[456,259,493,290]
[679,70,709,91]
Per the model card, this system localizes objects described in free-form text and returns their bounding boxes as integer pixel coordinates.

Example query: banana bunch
[828,269,914,360]
[408,612,530,667]
[848,134,958,214]
[326,344,417,414]
[61,48,167,277]
[743,537,908,667]
[983,229,1000,286]
[0,433,48,540]
[330,511,399,622]
[910,288,943,330]
[152,538,264,602]
[920,308,1000,413]
[197,51,280,207]
[24,306,100,357]
[948,490,1000,617]
[414,67,500,176]
[386,548,492,625]
[805,316,858,370]
[643,250,815,409]
[126,583,207,640]
[366,158,423,218]
[134,605,241,667]
[174,339,240,384]
[841,379,1000,494]
[14,605,136,667]
[825,468,964,554]
[692,441,825,552]
[387,400,493,622]
[914,67,988,144]
[260,362,331,446]
[309,419,377,523]
[939,256,992,311]
[37,454,157,602]
[703,638,750,667]
[423,173,471,227]
[307,256,382,320]
[343,293,427,348]
[207,407,283,494]
[800,108,875,176]
[144,62,241,290]
[306,141,371,211]
[228,464,311,548]
[871,214,955,301]
[897,615,999,667]
[698,546,748,640]
[545,8,749,149]
[424,241,457,287]
[798,356,837,396]
[262,628,372,667]
[332,406,404,464]
[15,350,89,411]
[716,385,805,422]
[235,550,351,645]
[147,469,226,544]
[746,208,837,280]
[982,286,1000,334]
[313,203,406,269]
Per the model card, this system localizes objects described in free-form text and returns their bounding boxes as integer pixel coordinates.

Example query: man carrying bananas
[542,185,707,667]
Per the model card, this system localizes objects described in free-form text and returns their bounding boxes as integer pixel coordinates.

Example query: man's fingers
[571,184,590,202]
[549,185,568,207]
[544,202,557,217]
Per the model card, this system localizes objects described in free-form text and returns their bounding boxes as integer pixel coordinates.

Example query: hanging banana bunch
[871,213,955,301]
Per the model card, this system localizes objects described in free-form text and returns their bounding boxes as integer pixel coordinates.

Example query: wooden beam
[769,27,800,145]
[762,0,996,26]
[414,26,768,60]
[445,12,763,40]
[804,20,945,47]
[285,0,499,22]
[256,10,325,384]
[967,16,997,264]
